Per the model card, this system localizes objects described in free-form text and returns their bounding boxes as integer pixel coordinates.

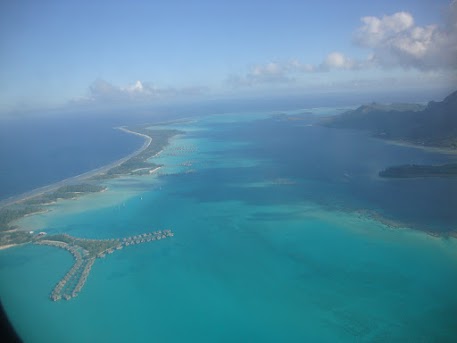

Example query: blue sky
[0,0,455,114]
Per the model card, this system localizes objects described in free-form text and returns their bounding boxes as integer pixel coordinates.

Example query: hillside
[323,90,457,149]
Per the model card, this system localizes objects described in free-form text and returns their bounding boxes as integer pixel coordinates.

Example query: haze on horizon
[0,0,456,116]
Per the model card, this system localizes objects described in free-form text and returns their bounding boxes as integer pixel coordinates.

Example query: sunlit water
[1,111,457,342]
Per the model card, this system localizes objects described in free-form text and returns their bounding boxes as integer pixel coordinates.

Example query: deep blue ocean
[0,116,144,200]
[1,106,457,342]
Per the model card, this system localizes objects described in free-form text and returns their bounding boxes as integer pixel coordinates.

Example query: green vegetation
[55,184,105,193]
[23,183,106,205]
[99,128,181,178]
[0,183,106,246]
[0,207,41,246]
[43,234,120,256]
[40,234,73,244]
[379,163,457,178]
[0,126,180,248]
[323,90,457,149]
[105,160,160,176]
[0,230,33,246]
[0,206,43,231]
[322,91,457,179]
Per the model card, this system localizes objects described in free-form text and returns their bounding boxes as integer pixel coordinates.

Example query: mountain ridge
[323,90,457,149]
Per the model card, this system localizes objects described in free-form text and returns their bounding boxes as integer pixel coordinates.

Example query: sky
[0,0,456,115]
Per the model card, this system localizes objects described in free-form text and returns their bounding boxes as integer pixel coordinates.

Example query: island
[21,183,107,206]
[92,127,181,179]
[379,163,457,178]
[0,124,182,250]
[0,123,181,302]
[322,90,457,179]
[322,90,457,150]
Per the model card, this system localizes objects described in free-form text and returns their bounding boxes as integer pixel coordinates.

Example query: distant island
[0,125,181,249]
[322,90,457,178]
[92,126,180,179]
[379,163,457,178]
[323,90,457,150]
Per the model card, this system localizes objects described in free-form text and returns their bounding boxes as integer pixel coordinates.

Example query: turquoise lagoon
[1,111,457,342]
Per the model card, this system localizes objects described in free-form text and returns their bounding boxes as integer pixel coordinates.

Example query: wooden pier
[35,229,174,301]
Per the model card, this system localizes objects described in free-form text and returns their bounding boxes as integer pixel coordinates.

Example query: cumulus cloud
[89,79,122,99]
[287,59,315,72]
[355,12,415,46]
[227,62,294,87]
[228,52,364,88]
[320,52,360,70]
[354,7,457,70]
[77,79,206,104]
[227,62,295,87]
[230,3,456,88]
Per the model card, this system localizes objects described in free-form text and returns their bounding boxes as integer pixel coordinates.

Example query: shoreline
[0,126,153,209]
[0,244,19,251]
[0,124,182,250]
[3,119,456,250]
[377,138,457,156]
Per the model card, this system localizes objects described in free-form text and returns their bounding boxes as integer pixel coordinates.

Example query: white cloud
[89,79,122,99]
[287,59,316,72]
[228,53,363,88]
[75,79,206,105]
[125,80,145,94]
[228,62,295,87]
[230,3,456,89]
[320,52,358,70]
[354,7,457,70]
[355,12,415,47]
[252,62,281,76]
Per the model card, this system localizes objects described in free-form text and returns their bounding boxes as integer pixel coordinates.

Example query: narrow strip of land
[35,230,174,301]
[0,125,182,249]
[379,163,457,178]
[0,127,152,208]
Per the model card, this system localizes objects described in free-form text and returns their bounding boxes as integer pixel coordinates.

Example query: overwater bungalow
[36,229,174,302]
